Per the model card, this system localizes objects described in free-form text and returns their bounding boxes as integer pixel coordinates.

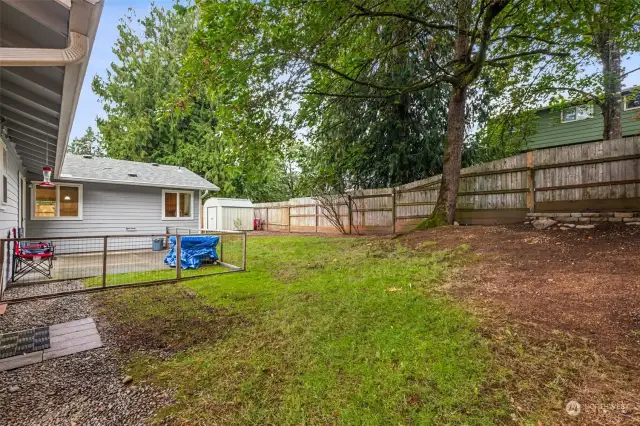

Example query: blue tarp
[164,235,219,269]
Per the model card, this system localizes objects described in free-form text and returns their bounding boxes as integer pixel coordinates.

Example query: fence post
[242,232,247,271]
[288,206,291,232]
[176,234,182,280]
[347,195,352,234]
[219,233,224,263]
[102,236,108,288]
[391,189,396,234]
[266,208,269,231]
[526,151,535,212]
[315,203,319,233]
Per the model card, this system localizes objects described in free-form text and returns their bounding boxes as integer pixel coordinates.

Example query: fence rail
[0,230,247,303]
[254,136,640,233]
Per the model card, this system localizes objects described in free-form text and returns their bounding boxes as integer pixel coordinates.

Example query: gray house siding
[26,181,201,253]
[0,137,27,291]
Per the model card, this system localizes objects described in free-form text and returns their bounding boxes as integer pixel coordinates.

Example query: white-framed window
[624,93,640,111]
[561,104,594,123]
[30,183,83,220]
[162,189,193,220]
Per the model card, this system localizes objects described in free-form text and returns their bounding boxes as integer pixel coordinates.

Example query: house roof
[59,154,219,191]
[536,85,639,112]
[0,0,103,177]
[204,198,253,208]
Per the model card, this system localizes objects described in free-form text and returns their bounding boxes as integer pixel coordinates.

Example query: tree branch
[348,4,456,32]
[491,34,559,45]
[308,59,405,91]
[535,86,603,105]
[298,90,393,99]
[622,66,640,79]
[486,49,569,64]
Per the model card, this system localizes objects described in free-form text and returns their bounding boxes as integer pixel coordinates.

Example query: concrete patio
[8,249,172,285]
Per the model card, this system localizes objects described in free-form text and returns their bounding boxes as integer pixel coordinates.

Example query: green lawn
[96,235,509,425]
[83,263,229,287]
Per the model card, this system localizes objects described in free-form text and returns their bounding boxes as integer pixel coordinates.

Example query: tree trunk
[599,34,623,140]
[431,87,467,224]
[425,0,471,226]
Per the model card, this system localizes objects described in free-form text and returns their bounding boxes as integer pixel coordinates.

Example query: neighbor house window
[31,183,82,220]
[561,104,593,123]
[162,190,193,219]
[624,93,640,110]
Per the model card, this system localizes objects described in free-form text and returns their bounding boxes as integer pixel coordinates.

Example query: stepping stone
[0,318,102,371]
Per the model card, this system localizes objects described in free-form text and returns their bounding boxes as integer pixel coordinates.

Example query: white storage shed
[203,198,254,231]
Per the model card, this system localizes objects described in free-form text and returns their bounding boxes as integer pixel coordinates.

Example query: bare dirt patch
[93,285,245,357]
[402,223,640,424]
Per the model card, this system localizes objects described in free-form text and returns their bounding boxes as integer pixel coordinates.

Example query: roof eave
[55,0,104,178]
[58,175,220,191]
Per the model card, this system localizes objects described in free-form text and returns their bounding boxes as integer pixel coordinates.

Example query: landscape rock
[8,386,19,393]
[576,224,596,229]
[122,376,133,385]
[453,221,460,226]
[532,219,557,230]
[614,212,633,218]
[557,217,580,223]
[625,222,640,226]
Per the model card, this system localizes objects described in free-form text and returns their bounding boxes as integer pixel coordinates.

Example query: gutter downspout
[0,32,89,66]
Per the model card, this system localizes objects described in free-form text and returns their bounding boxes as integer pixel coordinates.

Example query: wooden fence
[254,136,640,233]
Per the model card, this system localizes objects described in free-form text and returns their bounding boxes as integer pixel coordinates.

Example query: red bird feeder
[39,166,54,187]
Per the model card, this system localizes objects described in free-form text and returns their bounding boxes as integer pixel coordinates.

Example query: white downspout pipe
[0,32,89,66]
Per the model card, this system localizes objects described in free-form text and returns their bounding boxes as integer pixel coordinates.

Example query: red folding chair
[11,228,55,282]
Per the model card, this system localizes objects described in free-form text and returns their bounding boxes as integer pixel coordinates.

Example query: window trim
[30,182,83,221]
[560,104,594,123]
[623,93,640,111]
[162,189,194,221]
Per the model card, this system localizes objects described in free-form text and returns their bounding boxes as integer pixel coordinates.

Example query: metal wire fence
[0,230,246,303]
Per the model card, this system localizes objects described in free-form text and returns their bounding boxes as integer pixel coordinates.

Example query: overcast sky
[69,0,640,141]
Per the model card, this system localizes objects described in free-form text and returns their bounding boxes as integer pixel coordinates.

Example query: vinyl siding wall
[525,106,640,151]
[0,137,27,291]
[26,181,201,253]
[220,207,254,231]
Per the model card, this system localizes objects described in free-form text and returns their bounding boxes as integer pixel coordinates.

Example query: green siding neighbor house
[524,90,640,151]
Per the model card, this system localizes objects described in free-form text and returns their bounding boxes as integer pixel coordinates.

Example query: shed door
[207,207,217,230]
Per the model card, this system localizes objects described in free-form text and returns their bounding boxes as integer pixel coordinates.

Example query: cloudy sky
[69,0,640,141]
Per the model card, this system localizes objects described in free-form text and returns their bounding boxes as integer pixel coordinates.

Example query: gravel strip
[0,283,89,333]
[0,283,173,425]
[1,280,84,302]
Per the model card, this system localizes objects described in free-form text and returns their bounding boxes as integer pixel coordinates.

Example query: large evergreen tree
[91,2,292,201]
[68,127,104,157]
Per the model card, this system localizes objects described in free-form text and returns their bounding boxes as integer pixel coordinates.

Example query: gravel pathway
[0,282,173,425]
[1,280,84,302]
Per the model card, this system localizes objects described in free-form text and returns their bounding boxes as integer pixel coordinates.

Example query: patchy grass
[83,263,229,287]
[96,236,510,425]
[95,285,243,355]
